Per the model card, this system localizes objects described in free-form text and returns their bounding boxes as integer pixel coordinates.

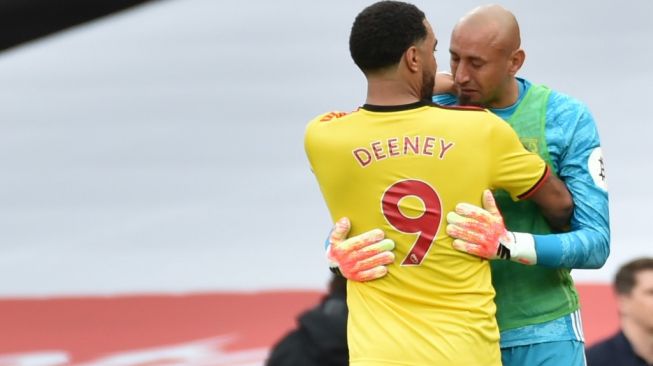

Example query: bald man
[435,5,609,366]
[327,4,610,366]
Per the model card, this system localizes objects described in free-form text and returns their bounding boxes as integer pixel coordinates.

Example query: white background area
[1,0,651,297]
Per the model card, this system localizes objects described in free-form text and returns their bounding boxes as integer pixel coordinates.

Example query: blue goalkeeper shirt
[434,77,610,347]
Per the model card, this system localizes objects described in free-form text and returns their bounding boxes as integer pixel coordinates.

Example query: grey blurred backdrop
[0,0,651,296]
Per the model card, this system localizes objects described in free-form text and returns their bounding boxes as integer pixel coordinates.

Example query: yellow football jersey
[305,101,549,366]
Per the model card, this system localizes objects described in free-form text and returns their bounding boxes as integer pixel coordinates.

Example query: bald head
[454,4,521,55]
[448,4,526,108]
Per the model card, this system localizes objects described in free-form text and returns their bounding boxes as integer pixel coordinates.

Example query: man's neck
[366,78,421,106]
[487,77,520,109]
[622,321,653,363]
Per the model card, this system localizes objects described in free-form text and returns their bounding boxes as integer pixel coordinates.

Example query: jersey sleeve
[532,97,610,268]
[432,93,458,106]
[488,114,549,200]
[304,111,348,172]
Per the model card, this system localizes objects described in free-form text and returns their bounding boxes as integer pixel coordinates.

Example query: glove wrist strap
[508,232,537,265]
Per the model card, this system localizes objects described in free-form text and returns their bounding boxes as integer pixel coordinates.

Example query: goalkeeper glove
[327,217,396,281]
[445,190,537,265]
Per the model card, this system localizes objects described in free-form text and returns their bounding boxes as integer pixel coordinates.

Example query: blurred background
[0,0,651,364]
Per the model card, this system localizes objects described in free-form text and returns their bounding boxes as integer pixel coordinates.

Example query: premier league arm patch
[588,147,608,191]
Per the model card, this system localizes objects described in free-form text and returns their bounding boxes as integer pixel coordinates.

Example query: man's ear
[508,48,525,76]
[616,293,630,317]
[404,46,420,73]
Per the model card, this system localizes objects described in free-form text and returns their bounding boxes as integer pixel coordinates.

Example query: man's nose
[454,63,470,85]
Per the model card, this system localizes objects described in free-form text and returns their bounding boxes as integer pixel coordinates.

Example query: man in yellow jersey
[304,1,573,365]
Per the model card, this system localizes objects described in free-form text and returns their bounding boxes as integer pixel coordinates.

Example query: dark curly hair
[350,1,427,73]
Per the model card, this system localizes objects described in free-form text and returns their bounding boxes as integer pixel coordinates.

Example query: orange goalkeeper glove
[445,190,537,265]
[326,217,396,281]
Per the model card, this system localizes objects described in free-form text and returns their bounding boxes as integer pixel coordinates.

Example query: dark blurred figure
[586,257,653,366]
[266,275,348,366]
[0,0,157,52]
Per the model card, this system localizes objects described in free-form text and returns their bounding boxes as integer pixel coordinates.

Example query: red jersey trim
[434,103,485,112]
[517,165,551,200]
[319,111,350,122]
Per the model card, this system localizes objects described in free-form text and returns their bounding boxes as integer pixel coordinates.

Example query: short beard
[458,94,473,106]
[458,93,482,107]
[420,72,434,101]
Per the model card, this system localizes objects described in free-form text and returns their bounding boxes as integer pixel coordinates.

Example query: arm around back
[526,170,574,231]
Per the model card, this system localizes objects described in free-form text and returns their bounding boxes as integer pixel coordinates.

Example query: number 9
[381,180,442,265]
